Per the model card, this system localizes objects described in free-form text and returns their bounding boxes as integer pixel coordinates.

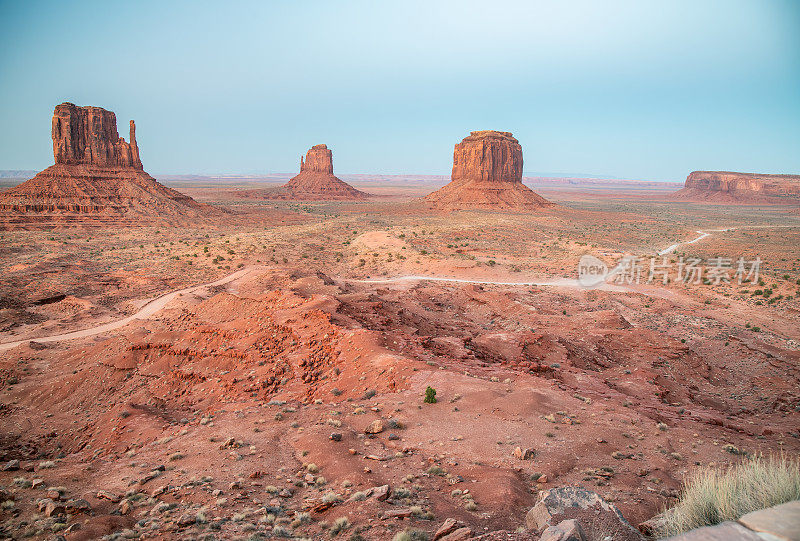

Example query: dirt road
[0,266,255,352]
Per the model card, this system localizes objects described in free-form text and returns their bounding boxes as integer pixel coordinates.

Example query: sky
[0,0,798,181]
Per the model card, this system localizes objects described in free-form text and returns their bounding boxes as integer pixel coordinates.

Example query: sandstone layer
[0,103,216,227]
[674,170,800,202]
[280,144,368,200]
[425,131,552,210]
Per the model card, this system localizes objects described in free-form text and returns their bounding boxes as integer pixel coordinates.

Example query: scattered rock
[139,470,162,485]
[373,484,391,501]
[440,527,474,541]
[2,460,19,471]
[44,500,66,517]
[65,499,91,514]
[539,519,586,541]
[525,486,643,541]
[435,517,460,539]
[330,433,342,442]
[365,419,385,434]
[96,490,121,502]
[382,508,413,519]
[512,447,536,460]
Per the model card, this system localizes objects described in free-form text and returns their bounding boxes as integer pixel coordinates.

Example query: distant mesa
[0,102,217,227]
[279,144,368,200]
[425,130,553,210]
[673,170,800,203]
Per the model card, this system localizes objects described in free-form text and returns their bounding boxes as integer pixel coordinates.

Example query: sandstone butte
[280,144,368,200]
[0,102,215,226]
[673,170,800,202]
[424,130,552,210]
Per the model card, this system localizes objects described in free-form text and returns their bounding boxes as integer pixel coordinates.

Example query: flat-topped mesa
[299,144,334,175]
[683,171,800,196]
[451,130,524,184]
[51,102,142,169]
[425,130,552,210]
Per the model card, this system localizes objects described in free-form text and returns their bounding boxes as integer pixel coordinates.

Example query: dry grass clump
[392,529,430,541]
[654,454,800,537]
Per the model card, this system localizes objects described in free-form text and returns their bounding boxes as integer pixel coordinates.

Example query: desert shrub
[329,516,350,536]
[392,529,430,541]
[424,386,437,404]
[426,465,446,476]
[653,454,800,537]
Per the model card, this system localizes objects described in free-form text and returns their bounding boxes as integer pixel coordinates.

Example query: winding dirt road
[657,228,732,255]
[0,226,734,351]
[348,227,730,292]
[0,266,255,352]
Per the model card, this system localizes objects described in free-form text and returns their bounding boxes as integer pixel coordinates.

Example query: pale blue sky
[1,0,798,181]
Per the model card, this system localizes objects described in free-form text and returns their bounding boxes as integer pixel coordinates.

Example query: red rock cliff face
[299,144,334,175]
[683,171,800,197]
[0,103,216,225]
[451,130,523,184]
[425,130,551,210]
[280,144,367,200]
[51,102,142,169]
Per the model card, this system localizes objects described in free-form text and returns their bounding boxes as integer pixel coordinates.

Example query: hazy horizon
[1,0,798,182]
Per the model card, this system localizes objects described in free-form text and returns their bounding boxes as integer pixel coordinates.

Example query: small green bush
[424,386,437,404]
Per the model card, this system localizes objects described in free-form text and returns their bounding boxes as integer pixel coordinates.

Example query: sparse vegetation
[329,516,351,536]
[653,454,800,537]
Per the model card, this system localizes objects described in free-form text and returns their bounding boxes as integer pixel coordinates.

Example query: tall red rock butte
[0,103,215,227]
[674,171,800,202]
[425,130,552,210]
[280,144,368,200]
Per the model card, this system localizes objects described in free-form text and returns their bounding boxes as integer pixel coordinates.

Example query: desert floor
[1,180,799,540]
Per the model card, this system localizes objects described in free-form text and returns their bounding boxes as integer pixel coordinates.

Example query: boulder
[525,486,643,541]
[435,517,460,539]
[512,446,536,460]
[539,519,586,541]
[737,499,800,540]
[365,419,385,434]
[439,527,473,541]
[64,498,92,514]
[44,499,66,517]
